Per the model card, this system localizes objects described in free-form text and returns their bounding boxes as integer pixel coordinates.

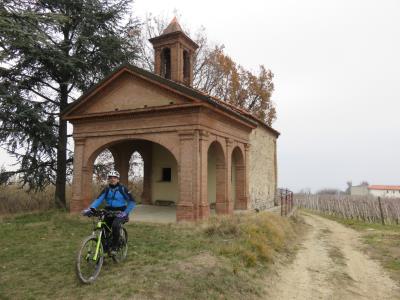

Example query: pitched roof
[368,185,400,191]
[61,64,280,137]
[148,17,199,50]
[162,17,183,35]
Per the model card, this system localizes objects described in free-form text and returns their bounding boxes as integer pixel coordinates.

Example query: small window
[161,168,171,182]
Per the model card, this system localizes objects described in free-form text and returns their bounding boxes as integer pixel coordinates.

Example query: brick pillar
[225,138,233,214]
[198,130,210,219]
[189,50,195,86]
[118,157,129,187]
[70,138,86,212]
[242,144,250,210]
[110,142,137,187]
[235,164,247,210]
[177,130,198,221]
[214,140,228,215]
[71,138,93,212]
[141,143,153,205]
[109,147,125,186]
[81,165,94,208]
[154,49,161,76]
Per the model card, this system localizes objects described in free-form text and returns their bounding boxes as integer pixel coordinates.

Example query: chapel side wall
[151,143,179,203]
[248,126,277,210]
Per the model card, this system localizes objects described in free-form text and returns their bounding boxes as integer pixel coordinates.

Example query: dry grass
[0,184,62,214]
[0,210,305,299]
[203,212,298,267]
[0,181,144,215]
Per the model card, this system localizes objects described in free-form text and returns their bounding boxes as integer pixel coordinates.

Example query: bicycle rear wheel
[112,227,128,263]
[76,235,104,284]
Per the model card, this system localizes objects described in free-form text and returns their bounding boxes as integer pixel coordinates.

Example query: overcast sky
[1,0,399,192]
[135,0,400,192]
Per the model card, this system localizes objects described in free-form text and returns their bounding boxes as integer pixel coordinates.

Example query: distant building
[350,184,369,196]
[368,185,400,198]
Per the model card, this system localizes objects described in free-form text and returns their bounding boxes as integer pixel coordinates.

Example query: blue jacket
[90,183,136,214]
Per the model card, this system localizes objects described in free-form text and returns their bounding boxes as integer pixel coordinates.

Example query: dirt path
[265,212,400,300]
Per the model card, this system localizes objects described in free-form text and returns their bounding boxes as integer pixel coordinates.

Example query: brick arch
[207,140,225,165]
[231,146,246,210]
[70,134,179,212]
[207,140,228,214]
[227,142,245,159]
[85,135,179,168]
[204,136,227,159]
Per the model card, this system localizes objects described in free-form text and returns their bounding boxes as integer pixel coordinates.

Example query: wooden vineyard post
[378,197,385,225]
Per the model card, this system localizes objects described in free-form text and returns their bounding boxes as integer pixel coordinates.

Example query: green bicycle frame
[92,220,112,261]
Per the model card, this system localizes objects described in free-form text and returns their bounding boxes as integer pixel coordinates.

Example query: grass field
[0,210,303,299]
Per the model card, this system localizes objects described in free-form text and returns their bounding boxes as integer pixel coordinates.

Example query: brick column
[71,138,93,212]
[141,143,153,205]
[154,49,161,76]
[242,144,251,209]
[70,138,86,212]
[109,144,130,187]
[215,140,228,215]
[177,130,197,221]
[225,138,233,214]
[235,164,247,210]
[198,130,210,219]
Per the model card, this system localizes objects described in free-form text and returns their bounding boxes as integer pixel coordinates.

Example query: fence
[295,194,400,225]
[279,188,294,216]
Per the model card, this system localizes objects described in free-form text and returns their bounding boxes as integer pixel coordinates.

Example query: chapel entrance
[88,139,179,218]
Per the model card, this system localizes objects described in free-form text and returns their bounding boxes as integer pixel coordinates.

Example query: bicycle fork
[93,231,103,261]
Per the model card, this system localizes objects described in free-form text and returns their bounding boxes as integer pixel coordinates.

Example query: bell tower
[149,17,199,86]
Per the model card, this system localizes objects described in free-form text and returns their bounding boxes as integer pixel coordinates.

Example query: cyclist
[82,170,135,255]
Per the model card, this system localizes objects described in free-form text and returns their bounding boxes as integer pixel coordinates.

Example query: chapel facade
[63,18,279,221]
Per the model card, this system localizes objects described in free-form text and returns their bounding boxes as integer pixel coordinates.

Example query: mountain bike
[75,208,128,284]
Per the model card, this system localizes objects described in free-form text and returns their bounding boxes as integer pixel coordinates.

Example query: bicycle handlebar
[89,208,121,218]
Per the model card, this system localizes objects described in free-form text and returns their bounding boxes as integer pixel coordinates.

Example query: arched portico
[71,129,250,222]
[71,134,180,215]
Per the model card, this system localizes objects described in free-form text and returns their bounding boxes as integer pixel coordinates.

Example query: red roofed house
[62,18,279,221]
[368,185,400,198]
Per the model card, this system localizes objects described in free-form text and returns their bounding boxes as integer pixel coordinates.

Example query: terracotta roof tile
[368,185,400,191]
[162,17,183,35]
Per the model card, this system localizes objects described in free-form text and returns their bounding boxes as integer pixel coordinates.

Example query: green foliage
[0,0,140,203]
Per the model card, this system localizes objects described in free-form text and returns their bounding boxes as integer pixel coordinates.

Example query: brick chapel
[62,18,279,221]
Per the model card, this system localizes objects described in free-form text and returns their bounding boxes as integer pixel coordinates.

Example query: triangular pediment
[61,65,272,135]
[66,68,194,118]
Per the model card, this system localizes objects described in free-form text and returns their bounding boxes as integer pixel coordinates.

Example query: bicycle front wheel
[75,235,104,284]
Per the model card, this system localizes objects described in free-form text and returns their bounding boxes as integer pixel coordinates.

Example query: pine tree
[0,0,140,207]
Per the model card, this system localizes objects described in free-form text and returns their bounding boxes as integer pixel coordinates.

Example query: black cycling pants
[105,216,128,249]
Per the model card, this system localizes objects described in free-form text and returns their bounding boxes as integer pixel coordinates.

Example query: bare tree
[138,15,276,125]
